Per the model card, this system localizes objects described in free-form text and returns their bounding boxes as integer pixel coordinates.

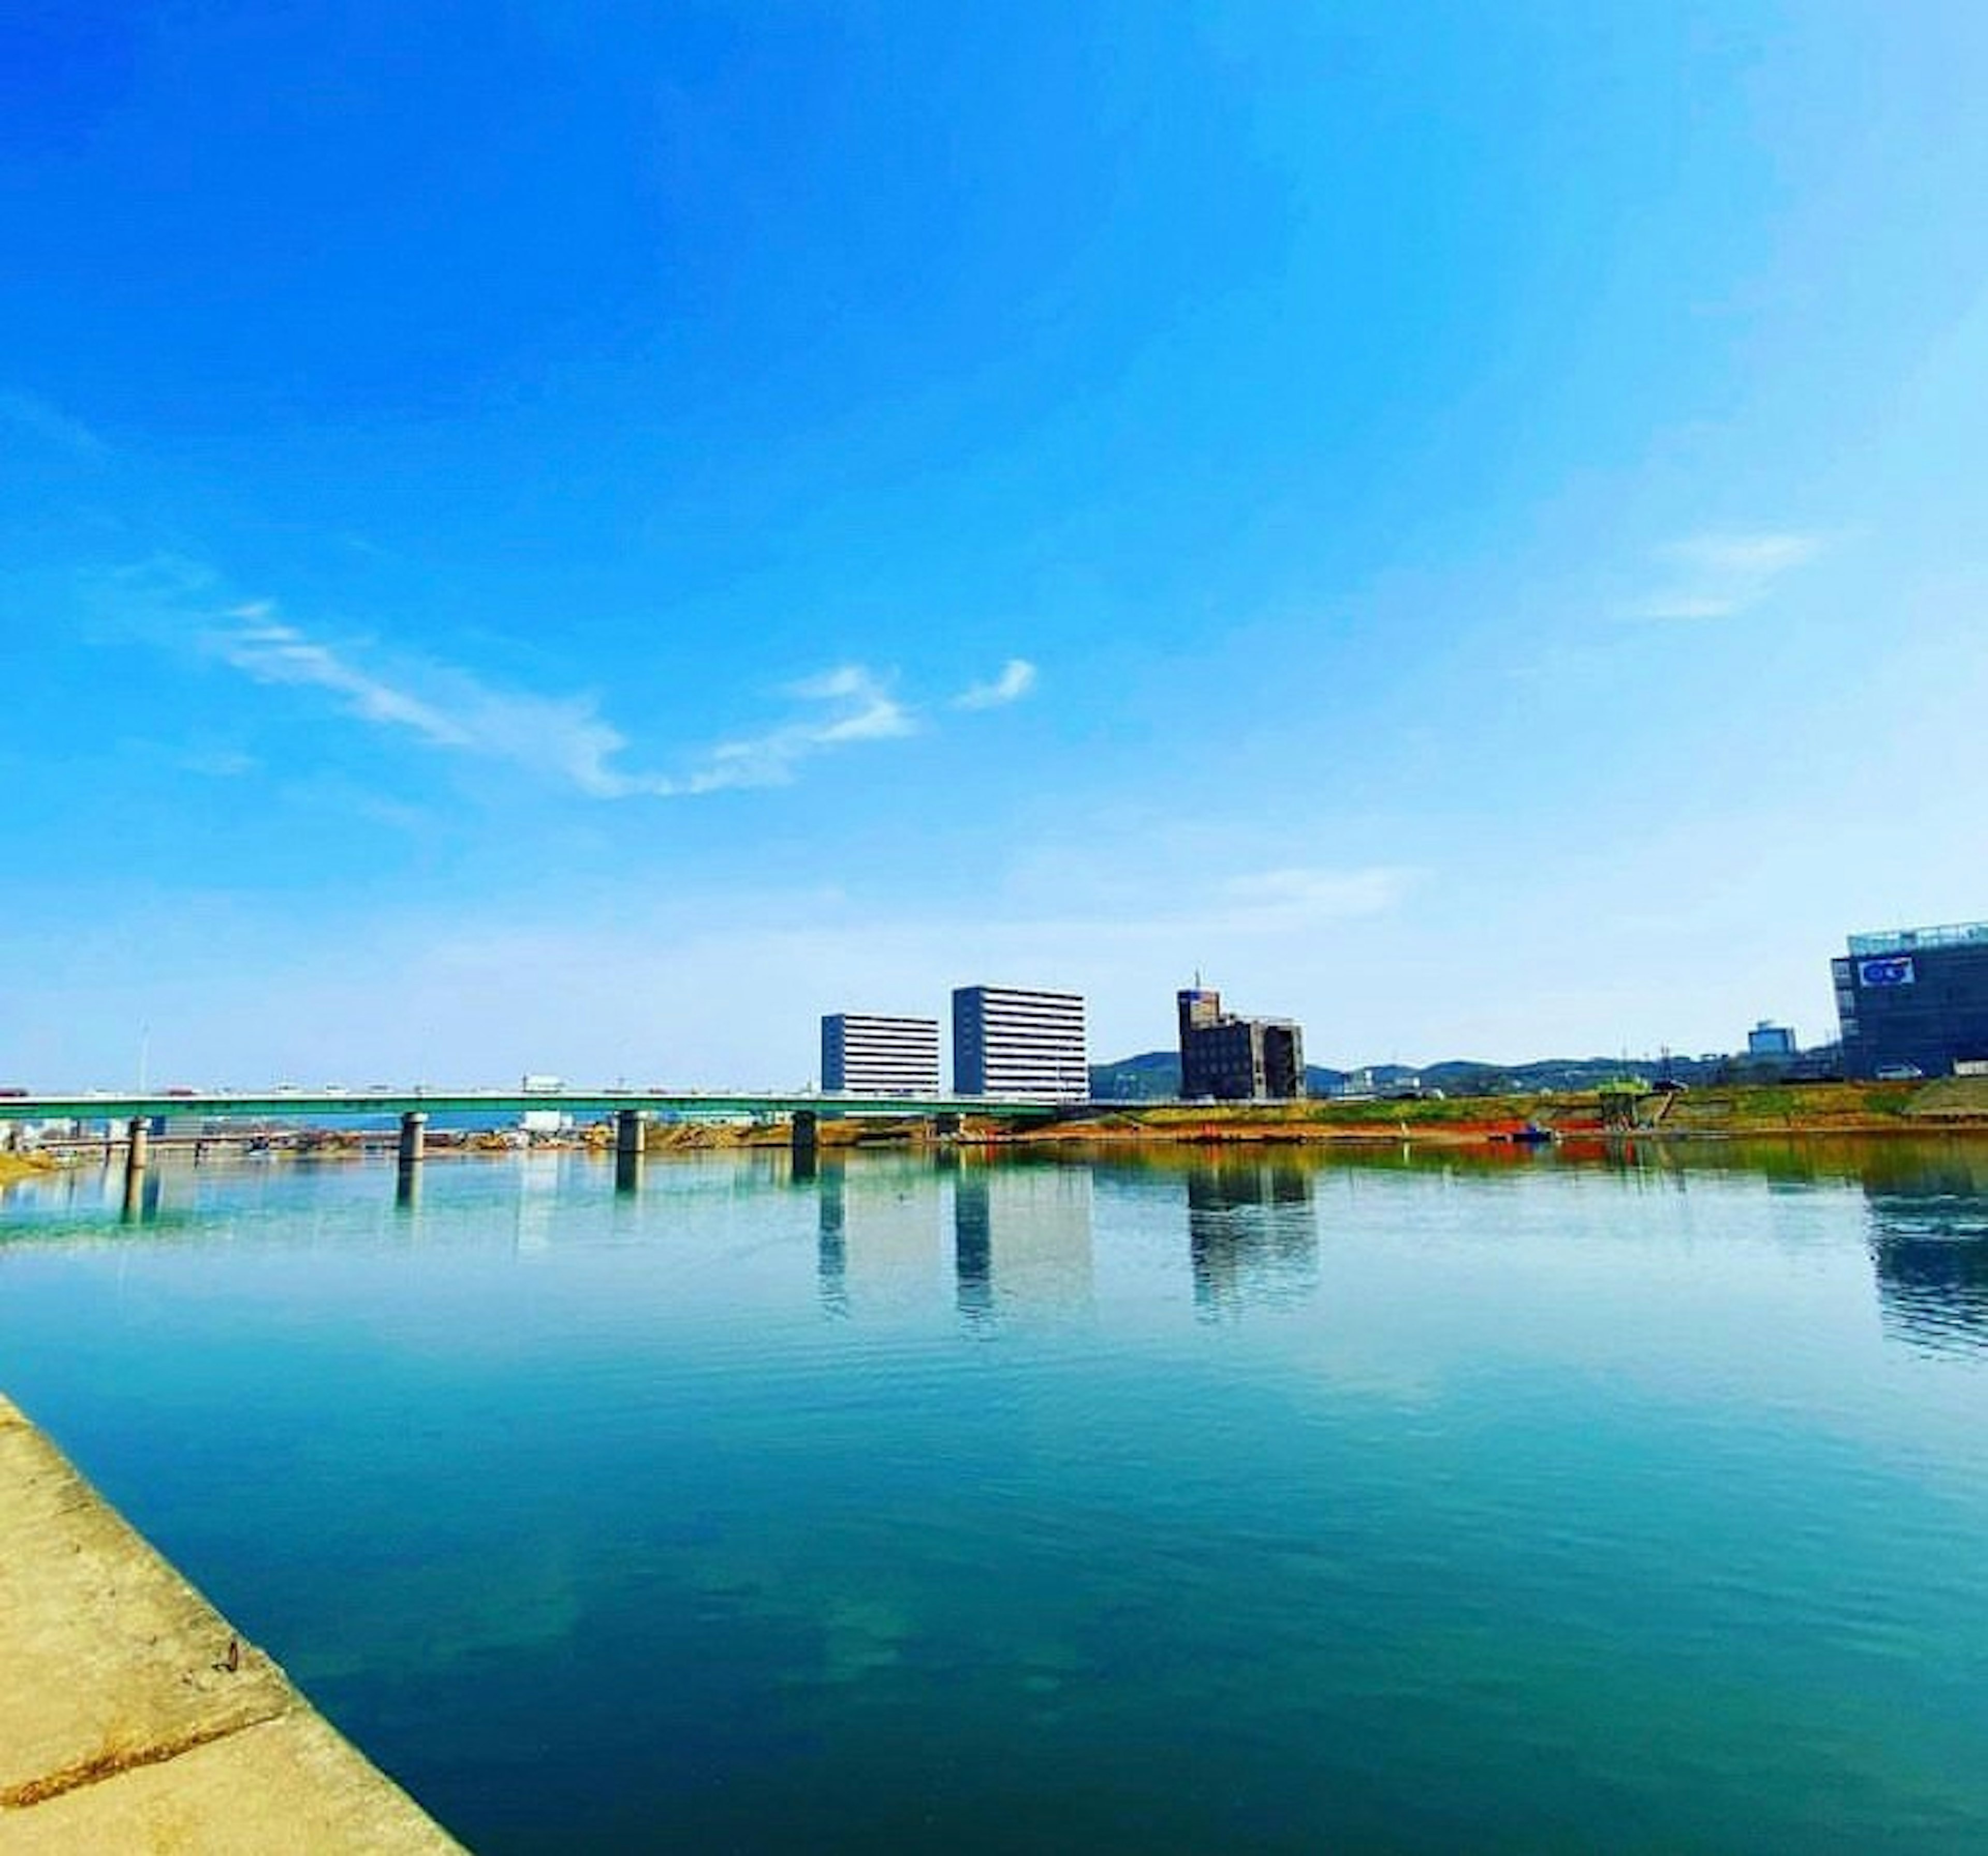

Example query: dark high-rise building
[1177,986,1306,1101]
[1833,920,1988,1079]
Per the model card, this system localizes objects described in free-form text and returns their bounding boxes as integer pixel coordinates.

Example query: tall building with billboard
[952,985,1088,1101]
[1178,985,1306,1101]
[1833,920,1988,1078]
[821,1014,942,1095]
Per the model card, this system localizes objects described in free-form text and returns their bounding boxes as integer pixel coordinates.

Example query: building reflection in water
[1185,1160,1318,1320]
[813,1156,945,1319]
[513,1152,563,1253]
[813,1153,1094,1325]
[816,1156,847,1318]
[953,1160,1093,1331]
[1863,1145,1988,1355]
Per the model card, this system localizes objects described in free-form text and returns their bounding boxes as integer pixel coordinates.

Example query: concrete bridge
[0,1087,1065,1124]
[0,1088,1069,1201]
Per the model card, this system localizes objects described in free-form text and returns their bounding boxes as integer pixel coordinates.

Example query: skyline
[8,4,1988,1089]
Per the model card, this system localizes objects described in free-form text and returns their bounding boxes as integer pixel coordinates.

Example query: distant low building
[1177,986,1306,1102]
[1746,1020,1797,1059]
[1834,920,1988,1079]
[821,1014,942,1095]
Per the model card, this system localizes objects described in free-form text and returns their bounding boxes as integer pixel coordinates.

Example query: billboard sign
[1858,956,1917,987]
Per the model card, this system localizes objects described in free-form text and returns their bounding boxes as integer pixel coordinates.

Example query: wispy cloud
[1627,530,1824,620]
[1211,865,1419,930]
[201,604,942,799]
[179,747,259,779]
[689,666,916,792]
[954,658,1037,709]
[215,605,478,749]
[0,389,108,460]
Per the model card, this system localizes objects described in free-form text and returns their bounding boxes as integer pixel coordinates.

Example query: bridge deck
[0,1091,1066,1122]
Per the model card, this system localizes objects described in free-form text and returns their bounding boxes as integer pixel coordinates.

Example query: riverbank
[688,1078,1988,1151]
[0,1393,461,1851]
[1007,1078,1988,1146]
[0,1153,54,1188]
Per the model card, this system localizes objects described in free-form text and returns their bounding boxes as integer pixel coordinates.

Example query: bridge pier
[126,1117,151,1172]
[395,1112,427,1205]
[614,1108,645,1193]
[792,1109,819,1162]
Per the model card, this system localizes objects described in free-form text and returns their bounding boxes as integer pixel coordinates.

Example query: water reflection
[1861,1145,1988,1355]
[813,1157,944,1318]
[1183,1159,1318,1320]
[811,1154,1094,1326]
[513,1152,564,1253]
[952,1160,1093,1331]
[120,1165,162,1225]
[815,1157,846,1317]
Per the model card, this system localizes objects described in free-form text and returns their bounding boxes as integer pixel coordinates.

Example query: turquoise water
[2,1141,1985,1852]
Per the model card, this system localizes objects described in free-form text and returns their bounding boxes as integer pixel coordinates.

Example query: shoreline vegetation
[683,1076,1988,1152]
[9,1081,1988,1180]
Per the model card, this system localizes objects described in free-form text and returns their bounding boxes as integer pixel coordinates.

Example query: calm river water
[3,1139,1986,1852]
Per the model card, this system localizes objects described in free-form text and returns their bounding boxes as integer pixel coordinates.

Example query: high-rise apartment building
[1833,920,1988,1079]
[821,1014,942,1095]
[1178,986,1306,1101]
[952,985,1088,1101]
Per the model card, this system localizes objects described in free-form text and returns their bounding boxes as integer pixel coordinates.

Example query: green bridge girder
[0,1090,1066,1123]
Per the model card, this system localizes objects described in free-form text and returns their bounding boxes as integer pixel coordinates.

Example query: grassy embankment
[630,1080,1988,1152]
[1008,1077,1988,1146]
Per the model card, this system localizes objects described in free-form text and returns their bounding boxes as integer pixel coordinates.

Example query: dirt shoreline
[747,1076,1988,1150]
[8,1080,1986,1177]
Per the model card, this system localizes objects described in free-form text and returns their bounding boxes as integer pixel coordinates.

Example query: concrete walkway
[0,1395,463,1853]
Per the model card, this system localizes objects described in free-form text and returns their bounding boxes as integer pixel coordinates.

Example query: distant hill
[1088,1052,1181,1100]
[1089,1051,1349,1099]
[1090,1048,1780,1100]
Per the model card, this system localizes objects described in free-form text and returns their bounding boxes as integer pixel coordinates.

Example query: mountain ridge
[1088,1048,1779,1099]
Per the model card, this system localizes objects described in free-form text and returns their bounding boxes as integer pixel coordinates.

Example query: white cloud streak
[689,666,916,792]
[1210,865,1418,931]
[0,389,108,459]
[203,606,945,799]
[954,658,1037,709]
[1627,530,1824,621]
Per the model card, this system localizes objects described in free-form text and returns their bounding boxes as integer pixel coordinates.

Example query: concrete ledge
[0,1396,462,1853]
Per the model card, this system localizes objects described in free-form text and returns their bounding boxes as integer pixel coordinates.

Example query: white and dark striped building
[821,1014,942,1095]
[952,985,1088,1102]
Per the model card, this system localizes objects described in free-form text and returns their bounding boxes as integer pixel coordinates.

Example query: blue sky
[6,2,1988,1088]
